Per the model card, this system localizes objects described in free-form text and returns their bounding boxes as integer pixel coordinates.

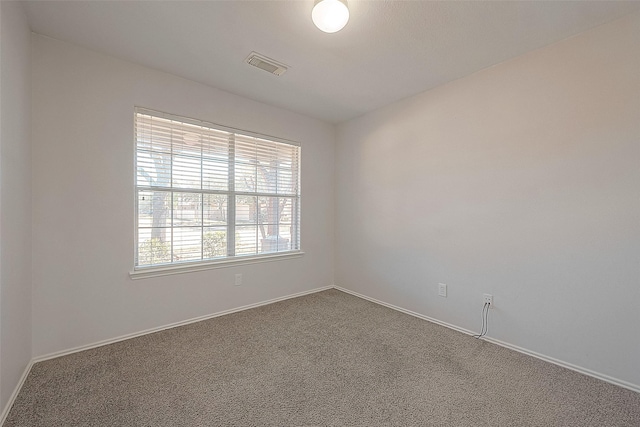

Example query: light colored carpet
[4,289,640,426]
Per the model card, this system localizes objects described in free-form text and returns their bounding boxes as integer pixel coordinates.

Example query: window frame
[130,107,303,279]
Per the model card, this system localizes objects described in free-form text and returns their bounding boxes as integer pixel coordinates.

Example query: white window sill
[129,251,305,280]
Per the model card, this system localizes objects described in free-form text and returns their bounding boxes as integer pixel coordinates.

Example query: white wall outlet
[234,273,242,286]
[483,293,493,307]
[438,283,447,297]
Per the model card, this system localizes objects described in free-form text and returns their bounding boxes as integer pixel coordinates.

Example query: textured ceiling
[24,1,640,123]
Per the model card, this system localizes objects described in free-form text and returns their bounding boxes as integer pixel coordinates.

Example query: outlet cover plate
[438,283,447,297]
[483,293,493,307]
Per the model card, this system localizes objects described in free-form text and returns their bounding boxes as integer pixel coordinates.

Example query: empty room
[1,0,639,425]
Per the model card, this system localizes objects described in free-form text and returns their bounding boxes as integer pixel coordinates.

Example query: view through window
[135,108,301,268]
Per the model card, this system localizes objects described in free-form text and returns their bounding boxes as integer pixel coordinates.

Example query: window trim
[132,107,302,277]
[129,251,305,280]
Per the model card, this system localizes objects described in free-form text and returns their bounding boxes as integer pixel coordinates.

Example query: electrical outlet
[438,283,447,297]
[234,273,242,286]
[483,293,493,307]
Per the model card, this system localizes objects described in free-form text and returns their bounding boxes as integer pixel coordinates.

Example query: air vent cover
[245,52,288,76]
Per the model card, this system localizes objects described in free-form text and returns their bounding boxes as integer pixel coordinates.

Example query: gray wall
[0,1,32,413]
[336,12,640,387]
[31,35,335,357]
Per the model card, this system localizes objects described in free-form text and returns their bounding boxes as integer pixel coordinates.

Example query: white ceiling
[24,1,640,124]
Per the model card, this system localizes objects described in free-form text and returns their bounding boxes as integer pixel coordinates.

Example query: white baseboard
[34,285,333,363]
[0,360,34,426]
[334,285,640,394]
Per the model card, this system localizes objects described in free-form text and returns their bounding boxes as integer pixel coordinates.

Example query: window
[134,108,301,271]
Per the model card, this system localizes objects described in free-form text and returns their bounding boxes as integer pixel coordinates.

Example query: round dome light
[312,0,350,33]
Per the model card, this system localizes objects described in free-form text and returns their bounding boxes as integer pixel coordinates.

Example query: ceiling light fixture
[312,0,349,33]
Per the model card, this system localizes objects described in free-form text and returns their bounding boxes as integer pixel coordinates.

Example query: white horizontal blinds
[136,113,231,192]
[136,115,171,189]
[234,135,258,193]
[136,111,231,267]
[234,134,301,256]
[234,134,300,196]
[291,151,301,251]
[135,108,300,268]
[202,130,230,191]
[136,113,173,266]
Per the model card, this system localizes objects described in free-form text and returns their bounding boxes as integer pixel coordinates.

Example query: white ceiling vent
[245,52,288,76]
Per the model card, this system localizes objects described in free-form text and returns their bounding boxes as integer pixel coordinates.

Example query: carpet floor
[4,289,640,426]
